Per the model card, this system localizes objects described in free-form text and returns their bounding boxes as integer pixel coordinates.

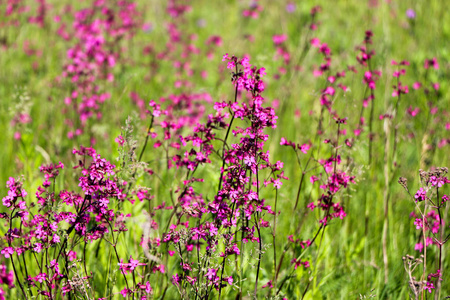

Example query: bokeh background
[0,0,449,298]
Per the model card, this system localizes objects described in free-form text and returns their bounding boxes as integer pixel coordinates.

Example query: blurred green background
[0,0,449,298]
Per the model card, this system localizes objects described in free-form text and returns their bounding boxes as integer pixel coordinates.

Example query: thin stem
[422,201,427,300]
[11,254,28,299]
[382,124,390,284]
[217,248,228,300]
[272,187,278,295]
[301,280,311,299]
[435,188,442,300]
[217,78,239,192]
[293,170,306,211]
[366,38,375,165]
[7,206,28,299]
[138,115,155,162]
[106,220,130,290]
[368,88,375,164]
[253,212,262,298]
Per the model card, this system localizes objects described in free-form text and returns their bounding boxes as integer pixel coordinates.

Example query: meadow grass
[0,0,449,299]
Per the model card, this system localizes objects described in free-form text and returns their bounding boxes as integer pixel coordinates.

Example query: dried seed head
[437,167,448,177]
[419,169,429,183]
[398,177,408,191]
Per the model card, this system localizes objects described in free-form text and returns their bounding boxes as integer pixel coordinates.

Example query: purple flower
[120,288,129,297]
[172,274,181,286]
[415,242,423,252]
[414,188,427,202]
[424,281,434,293]
[406,9,416,19]
[206,268,217,281]
[286,2,296,13]
[0,247,14,258]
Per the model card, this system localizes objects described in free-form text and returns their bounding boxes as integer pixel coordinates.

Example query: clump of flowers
[399,167,449,297]
[57,1,142,140]
[160,54,284,299]
[0,146,158,298]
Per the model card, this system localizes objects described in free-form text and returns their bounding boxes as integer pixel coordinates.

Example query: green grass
[0,0,449,299]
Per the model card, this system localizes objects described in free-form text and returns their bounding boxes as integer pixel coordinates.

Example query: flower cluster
[354,31,381,140]
[58,1,141,139]
[391,60,410,98]
[0,146,158,298]
[400,168,448,296]
[160,55,285,298]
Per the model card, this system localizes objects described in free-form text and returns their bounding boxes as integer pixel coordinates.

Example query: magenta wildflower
[120,288,129,297]
[414,188,427,202]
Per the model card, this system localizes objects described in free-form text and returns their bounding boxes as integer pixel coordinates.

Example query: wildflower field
[0,0,449,299]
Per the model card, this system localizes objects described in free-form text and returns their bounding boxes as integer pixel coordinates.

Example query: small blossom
[414,188,427,202]
[406,9,416,19]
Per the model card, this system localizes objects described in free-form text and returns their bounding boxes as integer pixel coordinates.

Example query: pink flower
[34,273,47,283]
[272,34,287,45]
[52,234,60,243]
[307,202,316,210]
[310,38,321,48]
[172,274,181,285]
[407,106,419,117]
[430,107,438,114]
[33,243,43,253]
[120,288,129,297]
[68,251,77,261]
[424,57,439,70]
[424,281,435,293]
[140,281,153,294]
[1,247,14,258]
[115,135,125,146]
[273,179,282,189]
[299,143,310,154]
[415,242,423,252]
[413,218,423,229]
[414,188,427,202]
[262,280,273,288]
[412,82,421,89]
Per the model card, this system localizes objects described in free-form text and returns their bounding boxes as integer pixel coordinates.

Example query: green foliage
[0,0,449,299]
